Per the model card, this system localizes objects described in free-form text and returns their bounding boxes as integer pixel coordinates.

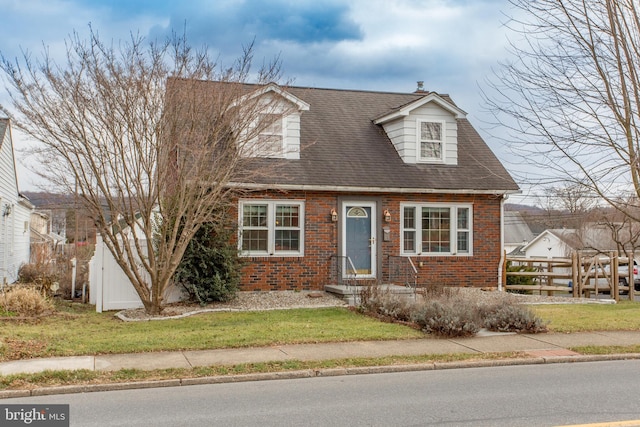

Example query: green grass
[4,300,640,361]
[4,299,640,392]
[531,301,640,333]
[0,352,525,391]
[0,304,423,361]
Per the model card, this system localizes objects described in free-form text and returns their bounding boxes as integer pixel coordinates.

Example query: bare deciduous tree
[0,29,287,314]
[484,0,640,220]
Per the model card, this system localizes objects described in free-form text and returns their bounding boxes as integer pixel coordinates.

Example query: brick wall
[234,190,504,291]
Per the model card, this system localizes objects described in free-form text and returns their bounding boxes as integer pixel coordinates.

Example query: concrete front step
[324,284,416,306]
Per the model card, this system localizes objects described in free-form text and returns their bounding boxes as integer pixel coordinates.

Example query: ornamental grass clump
[1,286,54,317]
[482,304,548,333]
[359,285,417,322]
[359,286,547,337]
[410,299,480,337]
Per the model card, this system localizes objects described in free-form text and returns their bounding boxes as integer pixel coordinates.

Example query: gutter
[498,194,508,291]
[227,182,521,196]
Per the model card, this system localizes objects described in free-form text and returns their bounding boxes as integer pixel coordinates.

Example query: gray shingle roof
[175,81,519,194]
[256,86,517,193]
[504,211,535,244]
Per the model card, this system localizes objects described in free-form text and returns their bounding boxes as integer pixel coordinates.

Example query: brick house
[181,81,519,292]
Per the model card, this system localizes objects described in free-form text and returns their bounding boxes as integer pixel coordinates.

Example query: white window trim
[238,199,305,257]
[400,202,472,256]
[416,119,446,163]
[259,114,286,158]
[245,114,287,159]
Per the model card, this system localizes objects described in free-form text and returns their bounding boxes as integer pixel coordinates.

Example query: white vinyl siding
[400,203,472,256]
[283,112,302,159]
[244,93,302,160]
[380,102,458,165]
[238,200,305,257]
[0,122,33,283]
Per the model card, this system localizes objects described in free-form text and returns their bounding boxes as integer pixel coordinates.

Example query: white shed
[521,229,574,259]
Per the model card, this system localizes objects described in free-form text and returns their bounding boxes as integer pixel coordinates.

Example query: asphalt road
[6,360,640,426]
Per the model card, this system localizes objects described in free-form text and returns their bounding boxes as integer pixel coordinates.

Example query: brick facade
[233,190,504,291]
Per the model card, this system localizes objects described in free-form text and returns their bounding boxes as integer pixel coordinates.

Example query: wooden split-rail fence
[504,251,636,302]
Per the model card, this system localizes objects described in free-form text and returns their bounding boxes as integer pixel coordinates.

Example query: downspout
[498,194,508,291]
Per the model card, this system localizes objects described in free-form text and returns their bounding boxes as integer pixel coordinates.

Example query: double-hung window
[418,120,445,162]
[401,203,472,256]
[257,113,284,157]
[239,200,304,256]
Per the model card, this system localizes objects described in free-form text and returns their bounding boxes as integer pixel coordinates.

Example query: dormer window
[234,84,309,160]
[418,120,444,162]
[257,113,284,157]
[374,94,464,166]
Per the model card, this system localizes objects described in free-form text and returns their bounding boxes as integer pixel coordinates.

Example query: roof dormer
[240,84,309,160]
[374,93,466,166]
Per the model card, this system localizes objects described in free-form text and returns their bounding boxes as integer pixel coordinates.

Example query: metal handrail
[388,255,417,291]
[330,255,357,287]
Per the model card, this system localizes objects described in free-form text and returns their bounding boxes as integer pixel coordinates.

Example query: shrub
[359,285,547,337]
[174,221,241,305]
[359,285,418,321]
[372,294,415,322]
[17,263,43,284]
[506,262,537,293]
[410,300,480,337]
[17,256,73,298]
[482,304,548,333]
[0,287,54,316]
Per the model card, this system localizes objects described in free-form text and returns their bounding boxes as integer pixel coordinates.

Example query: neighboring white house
[0,119,34,283]
[521,226,636,259]
[504,211,535,256]
[521,229,574,259]
[30,210,66,263]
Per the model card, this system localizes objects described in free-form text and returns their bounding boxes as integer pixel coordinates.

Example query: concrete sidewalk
[3,330,640,376]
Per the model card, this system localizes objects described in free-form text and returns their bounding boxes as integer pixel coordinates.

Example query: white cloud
[0,0,519,192]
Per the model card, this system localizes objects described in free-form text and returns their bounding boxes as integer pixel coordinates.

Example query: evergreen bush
[174,222,241,305]
[506,262,537,287]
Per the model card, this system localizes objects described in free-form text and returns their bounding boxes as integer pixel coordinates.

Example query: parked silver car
[591,260,639,293]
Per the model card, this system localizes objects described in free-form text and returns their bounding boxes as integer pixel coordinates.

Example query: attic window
[418,120,444,162]
[256,113,283,156]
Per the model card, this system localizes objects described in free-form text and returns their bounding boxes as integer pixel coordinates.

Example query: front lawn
[3,299,640,362]
[0,304,423,361]
[531,301,640,333]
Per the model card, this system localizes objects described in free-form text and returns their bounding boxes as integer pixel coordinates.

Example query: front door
[342,202,376,278]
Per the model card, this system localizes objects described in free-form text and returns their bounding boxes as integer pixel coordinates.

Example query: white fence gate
[89,233,185,312]
[89,234,144,312]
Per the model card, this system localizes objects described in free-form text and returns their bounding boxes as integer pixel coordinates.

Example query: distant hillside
[505,203,545,215]
[22,192,75,209]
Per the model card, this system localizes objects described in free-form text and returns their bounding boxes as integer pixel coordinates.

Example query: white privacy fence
[89,234,145,312]
[89,233,185,312]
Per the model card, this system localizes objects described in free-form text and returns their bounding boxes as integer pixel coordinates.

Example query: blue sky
[0,0,525,199]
